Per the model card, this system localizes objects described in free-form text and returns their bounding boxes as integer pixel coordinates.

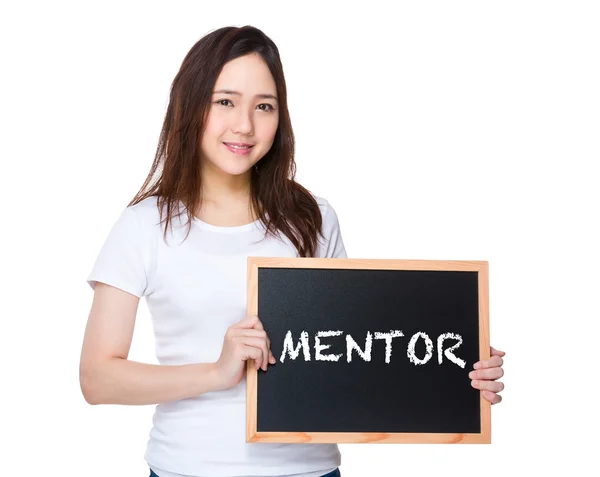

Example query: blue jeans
[149,469,340,477]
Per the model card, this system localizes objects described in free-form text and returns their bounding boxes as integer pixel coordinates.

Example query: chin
[215,161,254,176]
[202,146,261,176]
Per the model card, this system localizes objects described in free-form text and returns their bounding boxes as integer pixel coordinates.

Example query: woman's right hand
[213,315,277,390]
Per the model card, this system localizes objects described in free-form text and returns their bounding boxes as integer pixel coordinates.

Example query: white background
[2,1,598,475]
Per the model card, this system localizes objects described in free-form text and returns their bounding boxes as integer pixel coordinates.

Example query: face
[200,53,279,178]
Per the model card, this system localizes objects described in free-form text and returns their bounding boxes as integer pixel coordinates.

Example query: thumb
[490,346,505,357]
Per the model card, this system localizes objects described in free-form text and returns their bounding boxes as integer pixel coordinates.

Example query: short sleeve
[86,206,149,298]
[317,199,348,259]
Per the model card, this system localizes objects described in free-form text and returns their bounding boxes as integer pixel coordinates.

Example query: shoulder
[108,196,172,247]
[312,193,331,210]
[98,197,162,248]
[308,192,346,258]
[310,192,341,227]
[127,195,161,222]
[124,196,194,249]
[125,196,178,232]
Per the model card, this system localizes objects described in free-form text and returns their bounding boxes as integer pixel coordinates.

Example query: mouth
[223,142,254,155]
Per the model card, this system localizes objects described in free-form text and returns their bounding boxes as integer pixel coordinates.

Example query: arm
[79,282,220,405]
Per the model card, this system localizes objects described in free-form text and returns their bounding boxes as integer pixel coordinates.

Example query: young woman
[80,25,505,477]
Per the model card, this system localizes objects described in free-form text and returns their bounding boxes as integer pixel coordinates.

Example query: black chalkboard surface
[246,258,490,444]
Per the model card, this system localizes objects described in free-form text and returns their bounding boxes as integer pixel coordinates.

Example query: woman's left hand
[469,346,505,404]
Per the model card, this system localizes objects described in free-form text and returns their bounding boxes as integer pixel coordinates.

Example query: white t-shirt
[86,194,347,477]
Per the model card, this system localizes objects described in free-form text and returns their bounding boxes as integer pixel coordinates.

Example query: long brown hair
[128,25,324,257]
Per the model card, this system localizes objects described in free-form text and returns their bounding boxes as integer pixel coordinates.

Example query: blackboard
[246,258,490,444]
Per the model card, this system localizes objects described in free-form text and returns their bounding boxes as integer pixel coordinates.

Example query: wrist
[204,362,224,393]
[184,362,221,395]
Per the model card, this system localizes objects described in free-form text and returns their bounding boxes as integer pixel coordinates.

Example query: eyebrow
[213,89,278,101]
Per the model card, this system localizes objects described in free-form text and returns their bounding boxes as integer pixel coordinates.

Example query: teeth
[227,143,250,149]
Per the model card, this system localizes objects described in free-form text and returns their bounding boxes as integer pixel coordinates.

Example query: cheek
[257,118,279,144]
[202,110,227,139]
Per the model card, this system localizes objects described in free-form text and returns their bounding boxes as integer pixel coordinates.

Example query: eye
[216,99,233,107]
[258,103,275,112]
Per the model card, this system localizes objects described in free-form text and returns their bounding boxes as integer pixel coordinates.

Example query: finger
[232,328,268,340]
[241,344,263,369]
[473,355,503,370]
[471,379,504,393]
[269,350,276,364]
[243,320,272,351]
[252,317,264,330]
[231,328,272,354]
[238,338,269,371]
[469,367,504,380]
[482,390,503,405]
[263,346,270,371]
[253,335,269,372]
[234,315,260,329]
[490,346,506,357]
[252,317,269,341]
[244,333,270,371]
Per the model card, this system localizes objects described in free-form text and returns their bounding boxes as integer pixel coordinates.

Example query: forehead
[214,54,276,93]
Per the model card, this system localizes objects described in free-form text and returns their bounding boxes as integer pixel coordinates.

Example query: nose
[232,107,254,136]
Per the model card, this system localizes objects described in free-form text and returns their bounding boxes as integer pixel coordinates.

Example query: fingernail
[469,371,476,379]
[471,380,478,387]
[473,362,480,369]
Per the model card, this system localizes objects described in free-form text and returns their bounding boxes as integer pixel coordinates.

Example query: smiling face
[200,53,279,178]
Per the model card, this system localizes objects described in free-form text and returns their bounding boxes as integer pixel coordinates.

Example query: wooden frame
[246,257,491,444]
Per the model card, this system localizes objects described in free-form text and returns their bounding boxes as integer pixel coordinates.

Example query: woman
[80,25,505,477]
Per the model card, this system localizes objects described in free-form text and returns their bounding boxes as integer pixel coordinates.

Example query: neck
[199,160,253,205]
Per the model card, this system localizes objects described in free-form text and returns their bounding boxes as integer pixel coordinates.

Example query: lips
[223,142,253,149]
[223,142,254,155]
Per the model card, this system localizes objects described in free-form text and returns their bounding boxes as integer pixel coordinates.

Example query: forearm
[80,358,220,405]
